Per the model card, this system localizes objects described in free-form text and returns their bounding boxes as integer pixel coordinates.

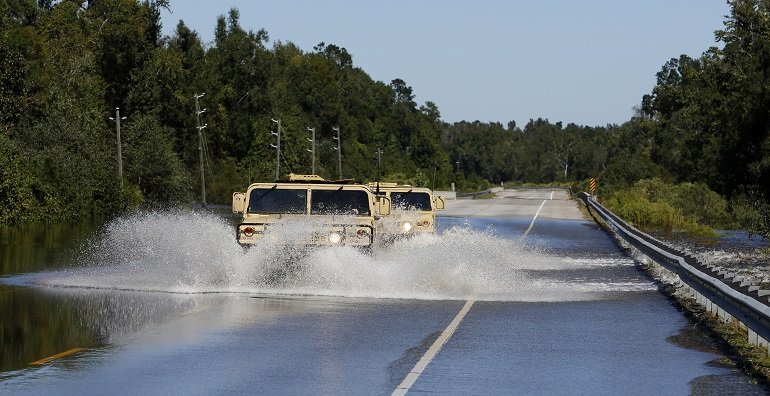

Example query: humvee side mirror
[232,192,245,213]
[435,196,446,210]
[378,196,391,216]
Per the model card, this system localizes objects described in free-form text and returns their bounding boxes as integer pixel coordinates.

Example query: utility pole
[306,127,316,175]
[432,164,437,191]
[271,118,282,180]
[332,126,342,180]
[108,108,126,189]
[194,93,207,206]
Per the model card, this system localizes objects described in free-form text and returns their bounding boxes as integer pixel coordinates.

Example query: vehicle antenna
[375,147,383,195]
[332,127,342,180]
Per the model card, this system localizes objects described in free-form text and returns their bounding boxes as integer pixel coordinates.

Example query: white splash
[21,210,652,302]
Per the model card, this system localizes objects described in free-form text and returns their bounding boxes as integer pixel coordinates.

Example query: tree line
[0,0,449,223]
[1,0,769,237]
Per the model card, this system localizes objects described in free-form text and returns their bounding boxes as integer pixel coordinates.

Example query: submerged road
[1,189,765,395]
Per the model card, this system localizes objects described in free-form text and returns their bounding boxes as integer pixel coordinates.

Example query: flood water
[1,209,768,394]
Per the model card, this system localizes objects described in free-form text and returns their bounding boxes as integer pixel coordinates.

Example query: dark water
[1,220,105,276]
[0,211,239,372]
[1,220,107,372]
[715,230,769,251]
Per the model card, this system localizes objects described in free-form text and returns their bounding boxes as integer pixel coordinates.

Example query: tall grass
[603,179,724,237]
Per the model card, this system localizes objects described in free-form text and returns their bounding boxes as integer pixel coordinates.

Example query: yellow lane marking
[30,348,86,366]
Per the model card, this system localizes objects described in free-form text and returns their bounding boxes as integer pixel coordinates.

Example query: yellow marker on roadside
[30,348,86,366]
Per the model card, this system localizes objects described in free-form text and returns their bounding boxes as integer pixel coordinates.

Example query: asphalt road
[1,189,764,395]
[441,189,583,220]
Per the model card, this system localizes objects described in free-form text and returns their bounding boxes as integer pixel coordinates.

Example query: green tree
[0,44,29,133]
[122,114,192,205]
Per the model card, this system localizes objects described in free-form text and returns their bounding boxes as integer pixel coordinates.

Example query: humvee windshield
[391,192,431,211]
[311,190,370,216]
[248,188,307,214]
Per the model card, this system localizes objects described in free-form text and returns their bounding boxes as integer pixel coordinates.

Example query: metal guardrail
[456,189,492,199]
[579,192,770,346]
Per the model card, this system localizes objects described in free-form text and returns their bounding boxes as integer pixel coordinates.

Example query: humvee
[232,174,391,248]
[369,183,446,239]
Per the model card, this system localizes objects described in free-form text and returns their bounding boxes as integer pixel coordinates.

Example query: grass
[602,179,724,238]
[472,192,496,200]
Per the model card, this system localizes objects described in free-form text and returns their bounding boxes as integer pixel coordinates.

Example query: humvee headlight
[357,228,369,237]
[401,222,413,232]
[328,232,343,244]
[243,226,255,237]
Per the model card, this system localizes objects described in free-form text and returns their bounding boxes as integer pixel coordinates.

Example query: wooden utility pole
[108,108,126,188]
[271,118,282,180]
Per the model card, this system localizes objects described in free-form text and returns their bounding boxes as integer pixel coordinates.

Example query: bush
[606,191,679,233]
[604,180,718,237]
[630,179,731,228]
[122,115,192,206]
[731,190,770,239]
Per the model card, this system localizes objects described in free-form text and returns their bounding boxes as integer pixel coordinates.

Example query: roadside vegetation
[601,179,729,237]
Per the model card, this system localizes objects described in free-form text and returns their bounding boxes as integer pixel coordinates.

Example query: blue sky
[160,1,730,127]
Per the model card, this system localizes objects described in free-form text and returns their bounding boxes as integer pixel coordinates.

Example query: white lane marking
[393,191,546,394]
[393,299,476,396]
[550,190,554,200]
[523,199,547,237]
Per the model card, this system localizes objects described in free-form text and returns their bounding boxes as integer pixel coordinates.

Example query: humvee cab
[368,183,446,238]
[232,174,390,248]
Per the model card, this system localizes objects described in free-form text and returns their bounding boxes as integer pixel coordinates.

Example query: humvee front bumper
[237,223,374,247]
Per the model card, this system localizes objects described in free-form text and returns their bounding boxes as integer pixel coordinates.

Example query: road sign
[589,178,597,194]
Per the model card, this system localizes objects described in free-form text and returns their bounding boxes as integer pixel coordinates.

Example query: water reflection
[1,285,99,372]
[0,212,243,373]
[1,221,102,372]
[0,284,206,372]
[1,220,105,276]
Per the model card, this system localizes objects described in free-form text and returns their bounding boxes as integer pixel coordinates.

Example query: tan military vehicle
[368,183,446,240]
[232,174,391,249]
